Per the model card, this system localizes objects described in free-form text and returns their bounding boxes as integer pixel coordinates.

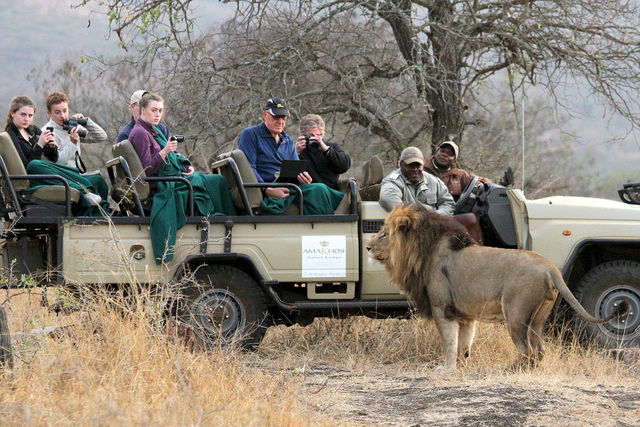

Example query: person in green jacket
[128,92,236,264]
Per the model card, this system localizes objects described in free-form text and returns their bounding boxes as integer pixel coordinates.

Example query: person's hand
[72,113,85,119]
[37,130,55,148]
[265,187,290,199]
[160,139,178,158]
[183,165,195,175]
[69,127,80,145]
[297,171,312,185]
[295,135,307,154]
[313,134,329,152]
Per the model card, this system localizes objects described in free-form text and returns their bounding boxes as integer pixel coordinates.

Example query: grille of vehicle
[361,220,384,234]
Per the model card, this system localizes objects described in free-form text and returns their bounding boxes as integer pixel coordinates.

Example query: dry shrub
[0,289,328,426]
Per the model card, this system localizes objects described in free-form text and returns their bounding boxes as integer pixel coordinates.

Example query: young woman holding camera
[128,92,236,264]
[4,95,110,214]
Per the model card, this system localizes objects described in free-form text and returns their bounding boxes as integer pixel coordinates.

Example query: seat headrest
[112,140,150,199]
[361,155,384,187]
[0,132,29,191]
[217,149,262,210]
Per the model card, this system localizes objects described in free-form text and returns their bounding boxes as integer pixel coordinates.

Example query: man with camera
[42,91,108,169]
[295,114,350,191]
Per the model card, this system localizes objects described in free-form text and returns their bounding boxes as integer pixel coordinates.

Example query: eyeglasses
[269,115,288,121]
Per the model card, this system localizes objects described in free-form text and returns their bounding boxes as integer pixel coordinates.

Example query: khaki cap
[399,147,424,165]
[130,90,148,105]
[438,141,459,159]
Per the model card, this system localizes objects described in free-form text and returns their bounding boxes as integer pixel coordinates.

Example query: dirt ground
[252,361,640,426]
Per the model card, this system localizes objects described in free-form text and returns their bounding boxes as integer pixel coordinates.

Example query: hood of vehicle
[525,196,640,220]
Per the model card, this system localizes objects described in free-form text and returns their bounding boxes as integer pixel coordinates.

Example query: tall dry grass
[0,288,329,426]
[0,285,637,425]
[259,315,639,385]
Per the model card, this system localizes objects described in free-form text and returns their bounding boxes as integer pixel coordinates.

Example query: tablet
[276,160,309,183]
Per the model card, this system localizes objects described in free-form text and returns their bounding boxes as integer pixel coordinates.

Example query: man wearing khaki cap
[379,146,455,215]
[424,140,491,201]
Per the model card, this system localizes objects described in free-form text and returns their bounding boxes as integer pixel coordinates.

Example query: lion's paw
[434,364,455,374]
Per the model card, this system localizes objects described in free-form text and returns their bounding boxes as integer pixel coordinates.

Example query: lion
[367,204,626,372]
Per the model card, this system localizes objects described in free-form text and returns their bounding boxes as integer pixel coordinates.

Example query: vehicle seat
[333,177,358,215]
[109,140,151,213]
[0,131,81,217]
[216,150,263,213]
[359,155,384,201]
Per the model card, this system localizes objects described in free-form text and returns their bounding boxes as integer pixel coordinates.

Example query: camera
[171,135,185,143]
[304,134,320,152]
[62,118,88,138]
[46,127,54,133]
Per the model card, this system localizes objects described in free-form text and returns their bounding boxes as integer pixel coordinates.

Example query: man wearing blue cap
[238,97,312,199]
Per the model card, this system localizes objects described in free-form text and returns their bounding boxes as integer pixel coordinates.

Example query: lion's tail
[547,271,628,324]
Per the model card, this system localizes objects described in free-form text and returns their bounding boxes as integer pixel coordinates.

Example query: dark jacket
[299,142,351,190]
[424,154,491,199]
[5,123,58,168]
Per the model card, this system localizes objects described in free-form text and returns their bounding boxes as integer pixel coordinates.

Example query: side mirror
[499,167,515,187]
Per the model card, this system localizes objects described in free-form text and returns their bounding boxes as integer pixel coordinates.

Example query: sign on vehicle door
[301,235,346,278]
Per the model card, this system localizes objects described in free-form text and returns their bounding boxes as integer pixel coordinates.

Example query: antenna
[521,84,525,193]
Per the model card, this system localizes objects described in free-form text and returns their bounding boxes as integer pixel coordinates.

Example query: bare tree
[78,0,640,154]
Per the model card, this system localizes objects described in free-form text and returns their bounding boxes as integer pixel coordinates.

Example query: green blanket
[24,160,110,216]
[260,183,344,215]
[150,129,236,264]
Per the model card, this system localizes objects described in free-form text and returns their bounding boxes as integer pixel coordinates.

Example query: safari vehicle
[0,130,639,349]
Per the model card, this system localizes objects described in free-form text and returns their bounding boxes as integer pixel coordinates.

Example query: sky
[0,0,234,110]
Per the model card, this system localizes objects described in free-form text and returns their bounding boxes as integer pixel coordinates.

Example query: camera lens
[305,134,320,151]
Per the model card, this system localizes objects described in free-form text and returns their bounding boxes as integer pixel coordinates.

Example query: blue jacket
[238,123,298,182]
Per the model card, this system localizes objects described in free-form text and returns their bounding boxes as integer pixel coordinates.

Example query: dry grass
[0,287,638,426]
[260,316,638,384]
[0,289,327,426]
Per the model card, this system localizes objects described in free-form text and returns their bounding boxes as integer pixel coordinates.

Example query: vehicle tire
[182,265,268,349]
[573,260,640,348]
[0,305,13,369]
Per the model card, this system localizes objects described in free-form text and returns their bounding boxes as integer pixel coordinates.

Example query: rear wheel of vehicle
[573,260,640,348]
[182,265,268,349]
[0,305,13,369]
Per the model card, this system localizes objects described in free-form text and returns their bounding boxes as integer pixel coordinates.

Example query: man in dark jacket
[295,114,351,190]
[424,140,491,201]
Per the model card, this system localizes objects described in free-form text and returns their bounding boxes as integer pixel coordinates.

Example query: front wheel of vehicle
[182,265,268,349]
[573,260,640,348]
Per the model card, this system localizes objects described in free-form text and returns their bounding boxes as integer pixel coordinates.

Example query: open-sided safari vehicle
[1,131,639,349]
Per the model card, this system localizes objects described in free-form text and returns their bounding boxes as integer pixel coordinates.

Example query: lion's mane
[383,204,474,317]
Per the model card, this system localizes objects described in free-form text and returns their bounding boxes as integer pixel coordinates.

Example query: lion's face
[367,224,391,263]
